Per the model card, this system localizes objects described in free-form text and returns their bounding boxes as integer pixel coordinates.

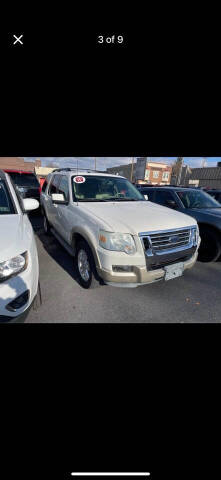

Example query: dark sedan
[139,186,221,262]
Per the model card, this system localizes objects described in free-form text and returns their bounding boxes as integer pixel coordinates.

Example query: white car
[0,170,39,321]
[41,169,201,289]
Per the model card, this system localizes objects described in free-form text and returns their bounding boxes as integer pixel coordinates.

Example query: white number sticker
[73,176,86,183]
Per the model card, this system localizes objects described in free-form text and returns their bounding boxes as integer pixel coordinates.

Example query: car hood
[0,215,29,263]
[80,201,197,234]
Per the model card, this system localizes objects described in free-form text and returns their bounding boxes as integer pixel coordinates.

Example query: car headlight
[99,230,136,255]
[0,252,28,282]
[191,225,199,246]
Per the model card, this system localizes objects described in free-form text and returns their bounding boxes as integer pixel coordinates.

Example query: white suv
[41,169,201,288]
[0,170,39,321]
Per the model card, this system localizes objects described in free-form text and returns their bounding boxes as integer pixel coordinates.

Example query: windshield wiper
[105,197,138,201]
[77,199,109,202]
[77,197,140,202]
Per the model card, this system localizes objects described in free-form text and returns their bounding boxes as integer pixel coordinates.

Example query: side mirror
[23,198,39,212]
[144,194,148,200]
[51,193,68,204]
[166,199,177,209]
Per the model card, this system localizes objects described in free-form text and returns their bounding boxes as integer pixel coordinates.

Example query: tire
[43,212,51,236]
[74,240,101,289]
[198,226,221,262]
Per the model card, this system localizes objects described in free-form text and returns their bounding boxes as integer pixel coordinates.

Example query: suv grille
[139,227,197,270]
[148,228,191,252]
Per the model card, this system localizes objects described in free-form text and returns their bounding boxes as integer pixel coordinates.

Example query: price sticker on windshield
[74,176,86,183]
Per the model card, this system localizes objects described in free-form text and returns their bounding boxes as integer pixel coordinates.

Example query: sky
[24,157,221,170]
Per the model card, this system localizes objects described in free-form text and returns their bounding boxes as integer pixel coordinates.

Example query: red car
[39,177,46,191]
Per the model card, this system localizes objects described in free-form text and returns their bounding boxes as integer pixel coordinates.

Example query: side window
[7,177,23,212]
[48,175,61,196]
[0,180,16,214]
[214,193,221,203]
[154,190,176,207]
[208,191,216,199]
[57,175,69,201]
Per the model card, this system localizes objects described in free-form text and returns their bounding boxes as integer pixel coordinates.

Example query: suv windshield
[72,175,145,202]
[0,179,15,214]
[177,190,221,209]
[7,172,39,187]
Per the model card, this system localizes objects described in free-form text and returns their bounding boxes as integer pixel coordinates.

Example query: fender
[70,226,101,269]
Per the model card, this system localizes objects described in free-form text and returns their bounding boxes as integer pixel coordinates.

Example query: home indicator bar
[71,474,151,477]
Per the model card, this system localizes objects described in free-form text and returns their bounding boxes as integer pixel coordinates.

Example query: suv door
[46,174,61,228]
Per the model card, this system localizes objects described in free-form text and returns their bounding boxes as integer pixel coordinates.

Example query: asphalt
[25,214,221,323]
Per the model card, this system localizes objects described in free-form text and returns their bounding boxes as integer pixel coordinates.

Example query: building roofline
[146,161,171,165]
[3,169,34,174]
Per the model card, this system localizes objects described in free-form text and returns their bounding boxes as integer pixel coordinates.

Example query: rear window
[0,179,15,214]
[7,172,39,187]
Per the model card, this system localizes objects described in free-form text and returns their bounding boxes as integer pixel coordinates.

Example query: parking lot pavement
[26,214,221,323]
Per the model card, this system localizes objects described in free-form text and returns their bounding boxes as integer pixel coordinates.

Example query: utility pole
[94,157,97,171]
[131,157,134,182]
[176,157,184,185]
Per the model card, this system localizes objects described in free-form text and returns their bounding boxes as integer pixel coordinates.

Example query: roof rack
[53,167,101,173]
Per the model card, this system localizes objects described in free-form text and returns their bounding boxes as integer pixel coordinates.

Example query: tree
[46,162,59,168]
[172,157,183,185]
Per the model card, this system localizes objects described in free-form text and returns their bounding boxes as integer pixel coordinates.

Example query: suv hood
[0,215,28,263]
[81,201,196,234]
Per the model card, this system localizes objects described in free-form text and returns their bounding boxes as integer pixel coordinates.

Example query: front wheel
[74,240,101,289]
[198,227,221,262]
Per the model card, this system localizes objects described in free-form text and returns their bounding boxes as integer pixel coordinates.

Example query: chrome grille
[139,227,194,256]
[139,226,197,270]
[149,228,191,251]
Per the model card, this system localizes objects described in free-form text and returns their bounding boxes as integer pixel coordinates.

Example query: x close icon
[12,34,24,45]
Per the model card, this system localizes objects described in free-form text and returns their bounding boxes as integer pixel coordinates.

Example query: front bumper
[0,252,39,319]
[0,295,36,322]
[97,247,199,288]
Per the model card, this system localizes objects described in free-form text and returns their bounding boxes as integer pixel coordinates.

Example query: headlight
[99,231,136,255]
[0,252,28,282]
[191,225,199,246]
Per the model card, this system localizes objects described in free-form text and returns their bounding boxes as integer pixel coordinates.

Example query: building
[143,160,172,185]
[106,158,172,185]
[34,166,56,180]
[0,157,41,172]
[106,164,136,182]
[188,163,221,188]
